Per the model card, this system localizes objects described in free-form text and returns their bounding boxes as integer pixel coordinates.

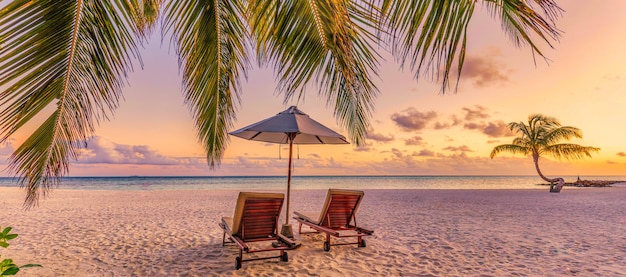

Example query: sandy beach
[1,187,625,276]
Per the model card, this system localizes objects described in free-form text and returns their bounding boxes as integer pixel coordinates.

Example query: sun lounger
[220,192,295,269]
[293,189,373,251]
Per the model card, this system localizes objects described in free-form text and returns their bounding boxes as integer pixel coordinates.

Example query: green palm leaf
[1,0,565,206]
[131,0,163,36]
[490,144,530,158]
[544,144,600,160]
[248,0,381,145]
[382,0,561,92]
[163,0,249,167]
[0,0,149,207]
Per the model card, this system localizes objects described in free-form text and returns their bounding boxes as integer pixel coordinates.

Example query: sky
[1,1,626,177]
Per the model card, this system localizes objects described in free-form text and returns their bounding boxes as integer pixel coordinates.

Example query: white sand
[1,187,625,276]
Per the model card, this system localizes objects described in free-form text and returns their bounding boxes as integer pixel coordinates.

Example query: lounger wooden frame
[293,189,373,251]
[220,192,295,269]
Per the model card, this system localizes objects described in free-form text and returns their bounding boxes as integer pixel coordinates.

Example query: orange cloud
[464,121,515,137]
[405,136,425,146]
[462,105,490,121]
[460,55,509,87]
[443,145,473,152]
[391,108,438,131]
[365,129,395,143]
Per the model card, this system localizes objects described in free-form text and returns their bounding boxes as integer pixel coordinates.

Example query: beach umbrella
[229,106,349,236]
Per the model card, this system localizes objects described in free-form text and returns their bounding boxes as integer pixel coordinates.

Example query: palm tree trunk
[533,154,564,192]
[533,154,555,182]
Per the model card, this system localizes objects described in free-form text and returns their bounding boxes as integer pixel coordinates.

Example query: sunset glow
[1,2,625,177]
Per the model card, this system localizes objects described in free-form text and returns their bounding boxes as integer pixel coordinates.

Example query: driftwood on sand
[540,178,621,188]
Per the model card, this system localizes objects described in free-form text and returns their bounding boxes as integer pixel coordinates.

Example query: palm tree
[0,0,563,207]
[490,114,600,190]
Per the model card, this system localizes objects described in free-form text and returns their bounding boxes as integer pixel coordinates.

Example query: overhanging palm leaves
[248,0,380,144]
[490,114,600,182]
[0,0,156,206]
[1,0,563,207]
[381,0,561,90]
[163,0,249,167]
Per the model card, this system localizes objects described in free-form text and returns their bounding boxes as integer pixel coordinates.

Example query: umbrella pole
[281,136,295,238]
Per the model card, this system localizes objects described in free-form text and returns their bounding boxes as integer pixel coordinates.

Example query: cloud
[387,106,514,139]
[340,147,580,177]
[78,136,183,165]
[405,136,424,146]
[464,122,483,130]
[391,108,438,131]
[309,153,321,159]
[231,155,348,174]
[353,142,375,152]
[431,114,463,130]
[234,156,265,168]
[365,129,395,143]
[0,139,16,165]
[617,152,626,157]
[414,149,436,157]
[433,121,451,130]
[391,148,404,158]
[442,145,473,152]
[380,147,528,176]
[460,56,509,87]
[464,120,514,138]
[483,121,515,137]
[462,106,490,121]
[0,138,15,156]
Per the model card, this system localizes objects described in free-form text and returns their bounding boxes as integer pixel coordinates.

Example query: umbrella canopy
[229,106,349,235]
[229,106,349,144]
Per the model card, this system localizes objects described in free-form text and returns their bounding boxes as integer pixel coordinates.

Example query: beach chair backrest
[232,192,284,240]
[319,189,364,228]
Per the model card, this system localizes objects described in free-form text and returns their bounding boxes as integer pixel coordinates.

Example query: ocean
[1,175,625,191]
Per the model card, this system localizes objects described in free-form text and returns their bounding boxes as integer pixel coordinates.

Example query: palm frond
[382,0,475,91]
[248,0,381,145]
[544,144,600,160]
[543,126,582,145]
[128,0,164,37]
[163,0,249,167]
[511,137,531,148]
[495,114,599,169]
[483,0,561,57]
[0,0,569,207]
[0,0,144,208]
[527,113,558,142]
[382,0,561,92]
[508,120,531,139]
[490,143,530,158]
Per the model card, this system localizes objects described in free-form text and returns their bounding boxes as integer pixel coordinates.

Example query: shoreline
[2,187,625,276]
[2,176,626,192]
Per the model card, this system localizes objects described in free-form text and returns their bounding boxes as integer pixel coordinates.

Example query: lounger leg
[323,233,331,251]
[279,249,286,262]
[222,231,226,246]
[298,222,302,234]
[236,248,243,270]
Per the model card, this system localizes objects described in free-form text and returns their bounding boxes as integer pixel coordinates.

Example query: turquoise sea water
[1,176,625,190]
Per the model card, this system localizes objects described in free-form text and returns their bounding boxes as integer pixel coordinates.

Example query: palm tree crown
[1,0,563,207]
[490,114,600,182]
